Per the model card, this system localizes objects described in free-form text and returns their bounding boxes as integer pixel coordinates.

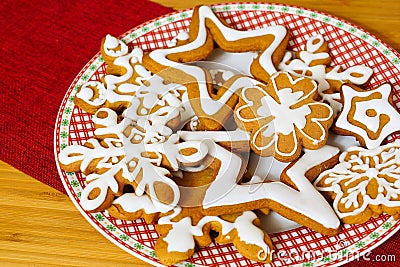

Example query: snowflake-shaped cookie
[58,108,209,213]
[314,140,400,224]
[75,35,151,113]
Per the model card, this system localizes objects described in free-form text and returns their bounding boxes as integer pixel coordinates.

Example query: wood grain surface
[1,0,399,266]
[0,161,151,267]
[151,0,400,51]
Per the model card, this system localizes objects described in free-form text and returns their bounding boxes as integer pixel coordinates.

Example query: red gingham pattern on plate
[68,107,94,144]
[54,3,400,267]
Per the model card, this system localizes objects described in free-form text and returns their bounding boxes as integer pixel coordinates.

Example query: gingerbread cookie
[107,152,273,264]
[58,106,211,213]
[177,133,341,236]
[58,137,129,212]
[314,140,400,224]
[75,35,192,118]
[156,208,273,265]
[108,133,341,239]
[234,71,334,162]
[333,83,400,149]
[278,34,373,116]
[142,5,290,130]
[75,35,151,114]
[108,192,161,224]
[58,6,400,264]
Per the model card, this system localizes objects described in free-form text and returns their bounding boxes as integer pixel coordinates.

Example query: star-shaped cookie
[333,83,400,148]
[142,5,290,130]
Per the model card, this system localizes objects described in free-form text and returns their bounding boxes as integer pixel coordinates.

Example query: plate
[54,3,400,266]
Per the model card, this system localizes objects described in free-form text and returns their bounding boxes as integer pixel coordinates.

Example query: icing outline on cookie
[235,71,334,161]
[314,140,400,223]
[278,34,373,116]
[178,134,341,233]
[334,83,400,149]
[143,5,289,129]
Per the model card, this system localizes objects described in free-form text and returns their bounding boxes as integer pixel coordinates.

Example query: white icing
[104,47,144,93]
[189,116,199,131]
[128,161,136,168]
[178,128,250,143]
[314,140,400,218]
[326,65,373,86]
[166,31,189,48]
[92,108,124,139]
[235,212,269,252]
[58,138,124,172]
[76,81,107,107]
[178,134,340,229]
[306,34,326,53]
[335,84,400,149]
[278,34,373,116]
[58,137,129,210]
[257,88,311,135]
[148,6,287,116]
[104,34,129,57]
[235,72,333,157]
[112,193,159,214]
[134,64,152,83]
[299,50,330,66]
[158,208,270,255]
[81,162,129,211]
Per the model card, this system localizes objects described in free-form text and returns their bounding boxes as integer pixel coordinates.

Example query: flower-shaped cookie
[314,141,400,224]
[235,71,333,162]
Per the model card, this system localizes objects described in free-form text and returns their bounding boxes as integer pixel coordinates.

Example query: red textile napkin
[0,0,398,266]
[0,0,173,193]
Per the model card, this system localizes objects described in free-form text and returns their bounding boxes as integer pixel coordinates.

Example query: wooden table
[1,0,399,266]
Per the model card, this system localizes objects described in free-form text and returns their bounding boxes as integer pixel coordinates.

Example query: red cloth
[0,0,173,193]
[0,0,398,266]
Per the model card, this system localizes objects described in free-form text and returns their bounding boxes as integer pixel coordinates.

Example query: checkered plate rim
[54,2,400,267]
